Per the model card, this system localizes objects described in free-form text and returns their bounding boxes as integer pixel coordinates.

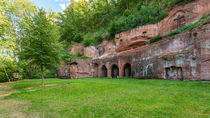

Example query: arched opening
[123,63,131,77]
[111,64,119,78]
[102,65,107,77]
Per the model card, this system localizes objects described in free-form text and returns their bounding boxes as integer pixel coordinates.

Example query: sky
[30,0,72,12]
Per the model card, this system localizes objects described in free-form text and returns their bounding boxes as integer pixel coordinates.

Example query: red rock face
[59,0,210,80]
[83,46,99,58]
[116,37,149,53]
[69,59,93,79]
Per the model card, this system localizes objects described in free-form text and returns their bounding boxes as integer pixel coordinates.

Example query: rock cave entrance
[123,63,131,77]
[102,65,107,77]
[111,64,119,78]
[165,66,183,80]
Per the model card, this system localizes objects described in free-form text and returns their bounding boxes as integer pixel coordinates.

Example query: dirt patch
[0,84,13,98]
[0,85,39,118]
[61,83,71,86]
[0,81,16,85]
[0,99,27,118]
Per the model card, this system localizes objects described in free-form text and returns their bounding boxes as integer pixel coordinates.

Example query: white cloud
[55,0,71,2]
[60,3,70,10]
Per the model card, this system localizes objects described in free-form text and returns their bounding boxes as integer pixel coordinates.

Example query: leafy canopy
[19,9,63,83]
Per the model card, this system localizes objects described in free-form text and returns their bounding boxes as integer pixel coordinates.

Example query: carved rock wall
[94,24,210,80]
[114,0,210,49]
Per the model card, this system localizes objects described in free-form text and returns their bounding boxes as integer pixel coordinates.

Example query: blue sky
[30,0,72,12]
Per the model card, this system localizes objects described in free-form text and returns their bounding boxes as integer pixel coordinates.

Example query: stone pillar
[107,63,111,78]
[119,60,123,78]
[98,65,102,78]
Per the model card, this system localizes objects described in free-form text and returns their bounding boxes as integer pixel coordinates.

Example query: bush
[27,69,41,79]
[45,69,58,78]
[73,33,84,43]
[61,51,77,62]
[0,60,19,82]
[149,34,163,44]
[83,33,94,47]
[94,29,106,45]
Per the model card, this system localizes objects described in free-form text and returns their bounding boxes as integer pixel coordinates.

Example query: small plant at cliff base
[77,51,91,60]
[19,9,62,87]
[149,16,210,44]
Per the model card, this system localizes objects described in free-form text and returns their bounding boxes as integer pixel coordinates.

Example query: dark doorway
[102,65,107,77]
[111,64,119,78]
[123,63,131,77]
[165,66,183,80]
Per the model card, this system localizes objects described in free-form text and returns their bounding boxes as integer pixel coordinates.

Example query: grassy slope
[1,78,210,118]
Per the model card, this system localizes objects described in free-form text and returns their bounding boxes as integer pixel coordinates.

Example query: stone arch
[123,63,131,77]
[111,64,119,78]
[101,65,107,77]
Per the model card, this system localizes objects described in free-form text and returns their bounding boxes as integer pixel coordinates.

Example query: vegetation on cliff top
[59,0,195,48]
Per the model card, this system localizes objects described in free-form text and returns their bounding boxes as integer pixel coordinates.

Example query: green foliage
[83,33,94,47]
[61,51,77,62]
[21,67,58,79]
[44,69,58,78]
[83,28,108,47]
[78,55,91,60]
[73,33,84,43]
[0,60,19,82]
[23,69,41,79]
[0,0,37,82]
[19,9,63,82]
[149,16,210,44]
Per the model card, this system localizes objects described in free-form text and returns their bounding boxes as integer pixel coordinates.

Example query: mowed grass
[1,78,210,118]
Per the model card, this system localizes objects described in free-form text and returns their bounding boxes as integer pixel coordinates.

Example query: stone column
[119,60,123,78]
[107,63,111,78]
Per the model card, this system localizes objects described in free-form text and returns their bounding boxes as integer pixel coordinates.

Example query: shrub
[83,33,94,47]
[149,34,163,44]
[73,33,84,43]
[94,28,106,45]
[45,69,58,78]
[0,60,19,82]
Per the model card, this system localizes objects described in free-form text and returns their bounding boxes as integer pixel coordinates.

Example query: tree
[0,0,36,82]
[19,9,62,87]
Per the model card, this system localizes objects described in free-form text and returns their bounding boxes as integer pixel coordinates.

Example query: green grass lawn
[0,78,210,118]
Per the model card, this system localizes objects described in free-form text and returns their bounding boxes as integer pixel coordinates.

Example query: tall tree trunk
[41,65,44,87]
[2,61,10,82]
